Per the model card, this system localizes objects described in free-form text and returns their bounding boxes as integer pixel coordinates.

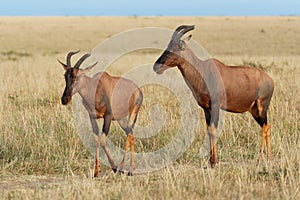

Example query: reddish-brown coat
[154,25,274,167]
[59,51,143,176]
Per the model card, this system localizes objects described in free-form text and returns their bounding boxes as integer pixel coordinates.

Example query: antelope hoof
[94,167,101,177]
[210,158,217,168]
[94,171,100,178]
[257,156,262,163]
[112,168,118,173]
[118,170,125,175]
[127,172,133,176]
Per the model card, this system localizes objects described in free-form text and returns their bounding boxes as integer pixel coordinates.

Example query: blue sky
[0,0,299,16]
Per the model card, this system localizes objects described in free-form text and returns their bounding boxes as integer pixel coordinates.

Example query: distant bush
[1,50,32,61]
[242,60,276,71]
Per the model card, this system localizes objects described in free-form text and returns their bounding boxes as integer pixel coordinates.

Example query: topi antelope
[58,51,143,176]
[153,25,274,167]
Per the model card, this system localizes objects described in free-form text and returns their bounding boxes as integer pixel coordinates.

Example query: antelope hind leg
[263,123,271,159]
[93,133,101,177]
[118,134,131,174]
[208,124,218,167]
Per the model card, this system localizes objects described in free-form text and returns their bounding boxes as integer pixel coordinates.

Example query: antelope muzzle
[61,87,72,105]
[153,50,172,74]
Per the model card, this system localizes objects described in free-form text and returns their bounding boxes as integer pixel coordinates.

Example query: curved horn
[172,25,195,42]
[66,50,80,68]
[171,25,188,40]
[73,52,91,69]
[57,59,67,68]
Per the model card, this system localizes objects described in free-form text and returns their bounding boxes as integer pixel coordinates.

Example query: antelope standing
[59,51,143,176]
[153,25,274,167]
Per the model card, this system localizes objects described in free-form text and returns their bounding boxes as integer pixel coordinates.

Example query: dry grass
[0,16,299,199]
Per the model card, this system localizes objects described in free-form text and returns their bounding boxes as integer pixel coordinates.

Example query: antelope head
[58,51,97,105]
[153,25,194,74]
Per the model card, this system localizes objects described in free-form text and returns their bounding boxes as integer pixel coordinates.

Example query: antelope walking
[153,25,274,167]
[59,51,143,176]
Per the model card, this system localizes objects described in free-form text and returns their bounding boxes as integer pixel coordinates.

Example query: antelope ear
[57,59,68,71]
[182,34,192,43]
[179,35,192,50]
[77,62,98,75]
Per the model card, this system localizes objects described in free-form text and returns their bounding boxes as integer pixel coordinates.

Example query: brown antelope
[58,51,143,176]
[153,25,274,167]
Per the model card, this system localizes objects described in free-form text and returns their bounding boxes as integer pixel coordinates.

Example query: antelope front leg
[93,133,100,177]
[100,134,118,172]
[101,115,118,172]
[90,118,101,177]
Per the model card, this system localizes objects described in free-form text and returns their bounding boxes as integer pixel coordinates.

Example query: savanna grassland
[0,16,299,199]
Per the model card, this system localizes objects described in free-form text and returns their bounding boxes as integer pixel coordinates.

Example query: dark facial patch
[64,68,76,83]
[153,37,185,74]
[155,37,181,66]
[155,50,170,65]
[61,68,77,105]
